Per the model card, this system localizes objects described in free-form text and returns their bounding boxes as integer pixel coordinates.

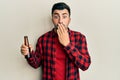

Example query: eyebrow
[53,13,68,15]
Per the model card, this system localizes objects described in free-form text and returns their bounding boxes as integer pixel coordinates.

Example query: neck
[54,28,57,33]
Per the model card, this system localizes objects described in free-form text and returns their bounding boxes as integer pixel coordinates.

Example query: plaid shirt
[25,28,91,80]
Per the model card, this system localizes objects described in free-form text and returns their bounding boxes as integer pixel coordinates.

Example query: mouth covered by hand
[54,23,66,30]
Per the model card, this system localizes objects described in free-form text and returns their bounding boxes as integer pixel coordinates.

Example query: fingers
[57,28,61,37]
[56,23,70,46]
[57,23,67,36]
[57,23,68,38]
[21,44,29,56]
[58,23,66,33]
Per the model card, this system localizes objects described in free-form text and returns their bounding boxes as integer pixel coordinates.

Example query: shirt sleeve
[64,35,91,71]
[25,38,43,69]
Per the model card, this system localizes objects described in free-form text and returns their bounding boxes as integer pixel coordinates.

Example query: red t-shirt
[54,35,66,80]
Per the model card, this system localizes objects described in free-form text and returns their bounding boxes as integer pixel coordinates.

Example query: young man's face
[52,9,71,29]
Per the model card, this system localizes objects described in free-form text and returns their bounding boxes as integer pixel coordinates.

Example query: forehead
[53,9,69,15]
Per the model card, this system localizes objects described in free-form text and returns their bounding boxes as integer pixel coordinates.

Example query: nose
[58,17,63,24]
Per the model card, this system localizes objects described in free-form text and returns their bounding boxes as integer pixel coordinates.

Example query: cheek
[64,19,70,26]
[52,19,58,25]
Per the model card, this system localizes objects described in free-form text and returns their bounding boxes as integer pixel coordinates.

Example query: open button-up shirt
[25,28,91,80]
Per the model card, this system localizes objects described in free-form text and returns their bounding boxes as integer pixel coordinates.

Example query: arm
[25,38,43,69]
[64,35,91,71]
[56,23,91,71]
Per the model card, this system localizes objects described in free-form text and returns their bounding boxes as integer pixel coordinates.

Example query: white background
[0,0,120,80]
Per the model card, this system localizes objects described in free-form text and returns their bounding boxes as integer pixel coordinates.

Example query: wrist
[25,53,31,59]
[63,42,70,47]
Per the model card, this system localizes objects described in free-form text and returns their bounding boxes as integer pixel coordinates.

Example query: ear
[51,16,53,22]
[51,17,55,24]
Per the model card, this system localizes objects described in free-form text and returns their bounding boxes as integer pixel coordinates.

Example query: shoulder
[37,30,53,42]
[69,29,86,38]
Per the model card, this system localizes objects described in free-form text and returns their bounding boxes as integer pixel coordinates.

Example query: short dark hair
[52,2,71,16]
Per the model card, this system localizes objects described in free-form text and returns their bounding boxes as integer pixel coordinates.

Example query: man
[21,2,91,80]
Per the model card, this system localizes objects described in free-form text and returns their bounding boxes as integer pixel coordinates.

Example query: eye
[53,15,59,19]
[63,16,67,19]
